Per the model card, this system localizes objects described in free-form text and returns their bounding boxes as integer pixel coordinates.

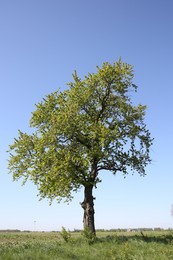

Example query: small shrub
[59,227,72,243]
[81,227,96,245]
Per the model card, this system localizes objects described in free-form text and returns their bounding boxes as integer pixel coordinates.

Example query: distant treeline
[0,229,21,232]
[0,228,171,233]
[73,228,172,232]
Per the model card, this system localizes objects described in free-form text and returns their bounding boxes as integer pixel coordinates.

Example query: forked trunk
[81,185,95,235]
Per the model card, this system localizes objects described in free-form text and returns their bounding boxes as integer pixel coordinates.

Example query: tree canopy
[8,60,153,233]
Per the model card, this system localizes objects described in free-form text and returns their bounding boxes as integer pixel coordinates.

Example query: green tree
[8,60,153,235]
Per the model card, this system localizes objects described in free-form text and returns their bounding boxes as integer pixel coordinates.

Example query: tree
[8,60,153,235]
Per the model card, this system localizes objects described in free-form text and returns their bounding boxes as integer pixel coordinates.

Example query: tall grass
[0,230,173,259]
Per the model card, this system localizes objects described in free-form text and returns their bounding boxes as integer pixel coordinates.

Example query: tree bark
[81,185,96,235]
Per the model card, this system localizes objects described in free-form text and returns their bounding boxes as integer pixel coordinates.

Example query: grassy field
[0,230,173,259]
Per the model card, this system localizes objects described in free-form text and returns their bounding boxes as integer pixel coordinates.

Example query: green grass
[0,230,173,259]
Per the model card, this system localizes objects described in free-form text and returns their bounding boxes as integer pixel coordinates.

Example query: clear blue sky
[0,0,173,231]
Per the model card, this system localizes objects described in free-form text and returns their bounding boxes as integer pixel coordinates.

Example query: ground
[0,230,173,259]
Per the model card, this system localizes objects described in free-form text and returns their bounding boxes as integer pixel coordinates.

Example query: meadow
[0,230,173,259]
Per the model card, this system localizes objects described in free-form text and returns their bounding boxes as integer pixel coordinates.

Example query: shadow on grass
[97,232,173,245]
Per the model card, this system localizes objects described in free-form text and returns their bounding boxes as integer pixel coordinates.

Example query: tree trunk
[81,185,96,235]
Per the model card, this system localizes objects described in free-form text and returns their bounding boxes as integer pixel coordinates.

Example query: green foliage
[81,226,96,244]
[59,227,72,243]
[8,60,153,204]
[0,231,173,259]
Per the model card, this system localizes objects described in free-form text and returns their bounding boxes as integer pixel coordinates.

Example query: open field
[0,230,173,259]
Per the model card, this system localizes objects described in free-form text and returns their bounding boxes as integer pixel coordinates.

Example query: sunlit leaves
[8,60,153,203]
